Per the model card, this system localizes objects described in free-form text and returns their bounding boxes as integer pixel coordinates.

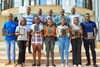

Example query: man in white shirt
[22,7,34,54]
[68,7,82,25]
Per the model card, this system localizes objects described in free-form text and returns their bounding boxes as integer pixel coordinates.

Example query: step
[0,63,100,67]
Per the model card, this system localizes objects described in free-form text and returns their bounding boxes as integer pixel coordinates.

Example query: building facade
[0,0,96,41]
[0,0,94,11]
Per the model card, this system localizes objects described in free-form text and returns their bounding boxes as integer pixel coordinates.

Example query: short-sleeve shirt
[54,15,70,26]
[3,20,18,41]
[68,13,82,25]
[22,14,34,28]
[15,25,29,41]
[46,15,55,22]
[81,20,97,42]
[30,23,44,32]
[38,15,47,26]
[71,24,80,34]
[56,25,69,38]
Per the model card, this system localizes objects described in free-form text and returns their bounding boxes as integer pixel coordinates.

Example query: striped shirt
[22,14,34,27]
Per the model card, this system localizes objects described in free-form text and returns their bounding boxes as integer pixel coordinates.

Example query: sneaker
[86,63,91,66]
[93,63,98,67]
[5,61,11,66]
[74,65,77,66]
[78,64,81,67]
[65,64,69,67]
[17,64,23,67]
[61,63,64,67]
[12,62,17,66]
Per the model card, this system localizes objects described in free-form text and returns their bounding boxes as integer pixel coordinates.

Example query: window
[40,0,46,5]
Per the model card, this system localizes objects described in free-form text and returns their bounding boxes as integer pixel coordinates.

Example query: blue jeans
[5,40,15,62]
[58,36,70,64]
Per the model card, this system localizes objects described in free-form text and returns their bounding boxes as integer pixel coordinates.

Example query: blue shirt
[3,20,18,41]
[81,20,97,42]
[54,15,70,26]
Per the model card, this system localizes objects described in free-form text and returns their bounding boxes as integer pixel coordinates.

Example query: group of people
[2,7,98,67]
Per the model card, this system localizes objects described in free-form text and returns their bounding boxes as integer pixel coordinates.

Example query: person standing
[46,9,55,22]
[68,7,82,25]
[37,8,47,26]
[22,7,34,54]
[2,13,18,66]
[57,18,70,67]
[81,13,98,67]
[68,7,82,52]
[15,18,29,67]
[55,9,70,26]
[70,17,82,67]
[44,19,56,66]
[29,17,44,66]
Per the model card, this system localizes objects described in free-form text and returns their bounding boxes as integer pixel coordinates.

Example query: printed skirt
[31,33,43,45]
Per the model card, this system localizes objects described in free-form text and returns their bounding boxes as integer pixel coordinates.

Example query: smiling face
[20,18,26,26]
[71,8,76,14]
[60,9,65,16]
[34,17,40,24]
[8,13,13,21]
[85,13,90,21]
[74,17,79,25]
[26,7,31,14]
[48,9,53,16]
[47,19,53,26]
[60,18,66,25]
[38,8,42,15]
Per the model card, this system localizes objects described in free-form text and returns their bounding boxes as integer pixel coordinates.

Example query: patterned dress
[30,23,44,45]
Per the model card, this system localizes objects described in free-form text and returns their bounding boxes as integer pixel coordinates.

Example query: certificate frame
[73,30,80,37]
[87,32,93,39]
[2,29,8,36]
[48,28,53,34]
[61,29,67,36]
[34,25,39,32]
[19,28,25,35]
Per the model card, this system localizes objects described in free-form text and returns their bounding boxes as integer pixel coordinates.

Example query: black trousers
[71,37,82,65]
[83,40,96,64]
[28,35,31,52]
[45,36,55,63]
[17,41,27,64]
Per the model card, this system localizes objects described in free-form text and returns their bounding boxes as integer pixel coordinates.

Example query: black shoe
[93,64,98,67]
[46,63,49,66]
[86,63,91,66]
[70,50,72,53]
[37,63,41,66]
[52,63,56,66]
[32,63,36,66]
[28,51,32,54]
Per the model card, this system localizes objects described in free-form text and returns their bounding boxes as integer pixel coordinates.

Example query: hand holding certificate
[73,30,80,37]
[87,32,93,39]
[61,29,67,36]
[2,29,8,36]
[19,28,25,35]
[48,28,53,34]
[34,25,39,32]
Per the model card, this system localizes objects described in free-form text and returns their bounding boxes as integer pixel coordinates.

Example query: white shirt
[56,25,69,37]
[30,23,44,32]
[15,25,29,41]
[46,15,55,22]
[72,24,80,34]
[68,13,82,25]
